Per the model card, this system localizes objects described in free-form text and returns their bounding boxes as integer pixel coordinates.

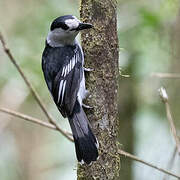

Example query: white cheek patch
[65,19,80,30]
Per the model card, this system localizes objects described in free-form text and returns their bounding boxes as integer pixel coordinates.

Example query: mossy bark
[78,0,120,179]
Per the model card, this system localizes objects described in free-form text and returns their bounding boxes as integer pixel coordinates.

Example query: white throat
[47,28,78,47]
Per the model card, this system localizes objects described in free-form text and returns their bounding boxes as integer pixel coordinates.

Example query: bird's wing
[52,48,83,117]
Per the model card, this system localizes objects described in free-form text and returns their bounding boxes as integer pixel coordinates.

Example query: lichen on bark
[78,0,120,179]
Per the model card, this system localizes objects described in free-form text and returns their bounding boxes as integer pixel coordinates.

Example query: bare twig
[151,72,180,79]
[159,87,180,154]
[0,32,72,142]
[1,108,179,178]
[163,148,177,180]
[119,149,180,179]
[0,107,72,138]
[1,31,180,179]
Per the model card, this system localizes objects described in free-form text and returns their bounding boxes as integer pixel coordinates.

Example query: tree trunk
[78,0,120,179]
[170,10,180,131]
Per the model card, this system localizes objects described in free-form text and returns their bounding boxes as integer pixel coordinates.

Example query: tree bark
[78,0,120,179]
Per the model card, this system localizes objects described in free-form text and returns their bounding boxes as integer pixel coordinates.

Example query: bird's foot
[84,89,90,99]
[82,103,93,109]
[84,67,94,72]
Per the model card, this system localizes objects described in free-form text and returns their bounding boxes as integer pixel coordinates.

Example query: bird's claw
[84,67,94,72]
[82,103,93,109]
[84,90,90,98]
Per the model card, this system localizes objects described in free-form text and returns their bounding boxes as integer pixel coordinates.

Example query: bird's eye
[50,22,69,31]
[60,24,69,30]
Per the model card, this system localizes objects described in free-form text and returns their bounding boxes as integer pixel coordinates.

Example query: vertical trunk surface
[78,0,120,179]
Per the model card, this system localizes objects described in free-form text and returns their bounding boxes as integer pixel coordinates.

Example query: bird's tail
[68,101,99,164]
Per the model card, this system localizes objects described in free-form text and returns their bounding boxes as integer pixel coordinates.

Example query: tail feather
[68,101,98,164]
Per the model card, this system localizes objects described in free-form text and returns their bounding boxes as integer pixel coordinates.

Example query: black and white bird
[42,15,99,164]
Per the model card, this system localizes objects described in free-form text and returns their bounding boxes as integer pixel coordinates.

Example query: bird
[42,15,99,164]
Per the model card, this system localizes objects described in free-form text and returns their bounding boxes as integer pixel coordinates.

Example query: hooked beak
[76,23,93,31]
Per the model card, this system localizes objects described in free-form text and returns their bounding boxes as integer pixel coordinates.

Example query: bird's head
[47,15,93,47]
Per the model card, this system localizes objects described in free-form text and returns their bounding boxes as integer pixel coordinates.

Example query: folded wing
[52,49,83,117]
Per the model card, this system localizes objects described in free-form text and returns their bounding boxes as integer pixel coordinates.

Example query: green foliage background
[0,0,179,179]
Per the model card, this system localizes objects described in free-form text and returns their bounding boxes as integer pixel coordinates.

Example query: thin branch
[163,148,177,180]
[1,32,180,179]
[0,32,72,142]
[151,72,180,79]
[159,87,180,154]
[119,149,180,179]
[1,108,179,178]
[165,102,180,154]
[0,107,72,138]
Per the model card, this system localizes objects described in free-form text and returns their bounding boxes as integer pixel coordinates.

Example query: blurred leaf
[139,8,161,28]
